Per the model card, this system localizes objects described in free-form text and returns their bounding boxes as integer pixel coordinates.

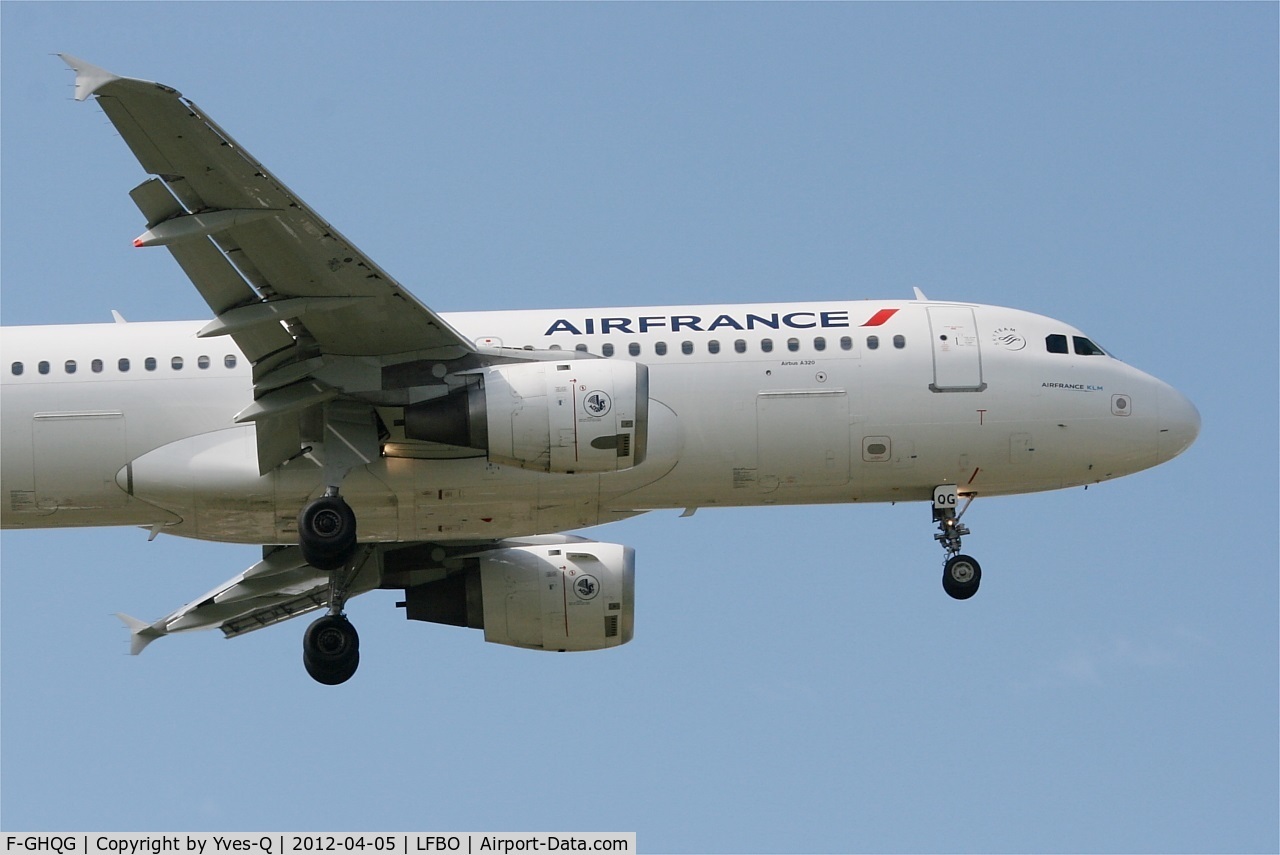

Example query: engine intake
[401,542,635,652]
[404,360,648,474]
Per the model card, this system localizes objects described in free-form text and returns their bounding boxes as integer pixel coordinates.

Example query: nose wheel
[942,553,982,600]
[933,485,981,600]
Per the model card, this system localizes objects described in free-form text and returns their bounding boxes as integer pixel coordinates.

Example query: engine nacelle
[405,360,648,474]
[401,541,635,652]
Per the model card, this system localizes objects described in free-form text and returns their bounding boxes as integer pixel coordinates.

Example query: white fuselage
[0,298,1199,544]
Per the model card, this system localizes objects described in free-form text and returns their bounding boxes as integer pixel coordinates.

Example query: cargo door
[756,390,850,489]
[33,412,129,509]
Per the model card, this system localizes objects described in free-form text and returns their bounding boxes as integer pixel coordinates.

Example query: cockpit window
[1073,336,1106,356]
[1046,334,1068,354]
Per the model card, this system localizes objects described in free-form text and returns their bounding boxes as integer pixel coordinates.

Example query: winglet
[116,613,164,655]
[912,287,929,301]
[58,54,123,101]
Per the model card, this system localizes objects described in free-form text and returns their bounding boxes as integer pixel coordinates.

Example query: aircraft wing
[117,545,380,655]
[62,55,482,472]
[114,534,593,655]
[61,55,471,361]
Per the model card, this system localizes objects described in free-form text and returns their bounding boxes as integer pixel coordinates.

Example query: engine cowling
[401,541,635,652]
[404,360,648,474]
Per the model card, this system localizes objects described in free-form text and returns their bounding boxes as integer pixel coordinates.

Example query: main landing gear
[295,403,381,684]
[299,491,362,684]
[298,491,357,572]
[933,485,982,600]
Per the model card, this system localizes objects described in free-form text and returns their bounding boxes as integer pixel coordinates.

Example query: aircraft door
[33,412,129,509]
[927,306,986,392]
[756,390,850,489]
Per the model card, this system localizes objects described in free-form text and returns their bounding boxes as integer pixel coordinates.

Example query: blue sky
[2,4,1276,852]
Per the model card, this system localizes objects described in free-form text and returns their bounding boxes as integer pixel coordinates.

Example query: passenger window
[893,335,906,349]
[38,361,50,375]
[118,358,131,372]
[867,335,880,350]
[92,359,104,373]
[224,354,238,369]
[1046,334,1068,354]
[708,340,721,354]
[11,362,22,376]
[171,356,184,370]
[628,342,641,357]
[787,338,800,352]
[814,337,826,352]
[1073,336,1106,356]
[761,339,773,353]
[575,344,588,353]
[602,343,615,357]
[65,360,77,374]
[548,344,563,351]
[198,355,210,369]
[145,357,157,371]
[681,341,693,355]
[840,336,853,351]
[655,341,668,356]
[734,339,747,354]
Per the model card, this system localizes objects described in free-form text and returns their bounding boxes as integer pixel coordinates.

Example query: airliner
[0,56,1201,684]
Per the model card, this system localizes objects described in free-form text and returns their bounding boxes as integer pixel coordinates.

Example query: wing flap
[118,546,379,651]
[129,178,294,363]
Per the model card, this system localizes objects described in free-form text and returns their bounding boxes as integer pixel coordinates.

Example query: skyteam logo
[573,574,600,600]
[583,390,612,418]
[992,327,1027,351]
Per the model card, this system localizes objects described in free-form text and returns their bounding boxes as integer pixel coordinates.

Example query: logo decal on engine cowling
[574,574,600,600]
[583,390,612,418]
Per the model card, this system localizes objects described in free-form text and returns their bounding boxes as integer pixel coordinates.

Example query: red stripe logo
[861,308,898,327]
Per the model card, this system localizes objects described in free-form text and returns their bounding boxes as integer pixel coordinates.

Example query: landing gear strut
[301,537,365,685]
[296,403,380,684]
[933,485,981,600]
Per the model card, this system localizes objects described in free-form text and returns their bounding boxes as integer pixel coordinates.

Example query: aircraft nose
[1158,383,1201,461]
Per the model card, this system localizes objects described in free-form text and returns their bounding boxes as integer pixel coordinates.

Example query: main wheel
[303,614,360,685]
[942,554,982,600]
[298,495,357,571]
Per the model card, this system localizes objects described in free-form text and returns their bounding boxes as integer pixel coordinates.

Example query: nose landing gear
[933,485,981,600]
[942,553,982,600]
